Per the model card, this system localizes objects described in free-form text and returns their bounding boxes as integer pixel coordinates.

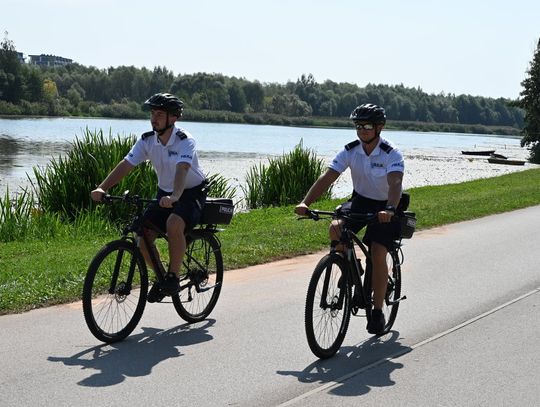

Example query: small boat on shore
[490,152,508,160]
[487,157,526,166]
[461,150,496,156]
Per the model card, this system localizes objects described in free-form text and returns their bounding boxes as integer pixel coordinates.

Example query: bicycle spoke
[83,241,148,343]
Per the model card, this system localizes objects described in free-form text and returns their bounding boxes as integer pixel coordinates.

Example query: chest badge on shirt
[168,150,178,157]
[371,162,384,169]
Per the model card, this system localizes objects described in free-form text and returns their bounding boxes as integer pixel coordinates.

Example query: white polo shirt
[125,126,206,192]
[329,136,404,201]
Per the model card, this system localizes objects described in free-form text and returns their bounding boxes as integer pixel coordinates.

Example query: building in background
[16,52,25,64]
[28,54,73,67]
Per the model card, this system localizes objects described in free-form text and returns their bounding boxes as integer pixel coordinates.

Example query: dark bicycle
[82,192,233,343]
[301,205,416,359]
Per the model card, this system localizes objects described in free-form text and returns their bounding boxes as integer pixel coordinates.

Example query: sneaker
[367,309,386,335]
[147,282,165,303]
[161,272,180,295]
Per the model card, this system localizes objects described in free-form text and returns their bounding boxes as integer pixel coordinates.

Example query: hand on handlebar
[90,188,106,202]
[159,195,178,208]
[295,203,309,216]
[377,209,394,223]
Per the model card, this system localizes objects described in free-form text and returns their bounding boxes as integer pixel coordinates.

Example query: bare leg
[166,213,187,278]
[138,228,161,273]
[329,220,345,253]
[370,241,389,309]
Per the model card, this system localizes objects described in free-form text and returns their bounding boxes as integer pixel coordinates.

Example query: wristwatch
[385,205,396,214]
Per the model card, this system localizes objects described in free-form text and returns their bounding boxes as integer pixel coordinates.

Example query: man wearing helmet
[295,103,405,335]
[90,93,207,303]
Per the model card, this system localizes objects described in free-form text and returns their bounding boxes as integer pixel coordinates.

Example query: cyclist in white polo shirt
[90,93,207,303]
[295,103,405,335]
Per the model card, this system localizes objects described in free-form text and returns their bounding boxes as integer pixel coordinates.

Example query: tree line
[0,34,525,131]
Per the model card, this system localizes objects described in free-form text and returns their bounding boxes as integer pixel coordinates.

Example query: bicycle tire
[305,253,352,359]
[382,249,402,332]
[82,239,148,343]
[172,231,223,323]
[363,250,402,335]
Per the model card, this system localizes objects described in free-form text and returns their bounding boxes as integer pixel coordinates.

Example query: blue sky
[2,0,539,99]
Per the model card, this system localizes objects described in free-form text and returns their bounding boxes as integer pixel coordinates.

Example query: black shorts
[143,184,207,233]
[345,193,405,250]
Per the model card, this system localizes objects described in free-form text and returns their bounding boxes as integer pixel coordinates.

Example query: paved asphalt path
[1,205,539,406]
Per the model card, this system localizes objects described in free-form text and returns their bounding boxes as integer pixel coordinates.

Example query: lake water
[0,117,533,199]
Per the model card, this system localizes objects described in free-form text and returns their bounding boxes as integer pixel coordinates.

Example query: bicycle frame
[105,193,222,294]
[305,208,406,312]
[303,207,408,357]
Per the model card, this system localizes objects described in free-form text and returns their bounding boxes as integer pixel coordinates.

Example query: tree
[23,66,44,102]
[517,38,540,163]
[0,32,23,102]
[228,83,247,113]
[242,81,264,111]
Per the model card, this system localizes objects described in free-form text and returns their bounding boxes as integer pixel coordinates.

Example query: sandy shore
[2,145,538,200]
[201,145,539,200]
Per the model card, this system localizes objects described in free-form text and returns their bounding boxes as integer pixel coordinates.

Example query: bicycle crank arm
[387,295,407,306]
[196,282,222,293]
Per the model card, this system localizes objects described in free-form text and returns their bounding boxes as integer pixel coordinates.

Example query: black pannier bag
[398,211,416,239]
[200,198,234,225]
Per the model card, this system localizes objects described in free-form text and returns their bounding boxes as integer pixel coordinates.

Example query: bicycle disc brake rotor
[114,282,129,302]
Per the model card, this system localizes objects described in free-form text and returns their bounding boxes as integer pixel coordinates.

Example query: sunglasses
[354,123,375,130]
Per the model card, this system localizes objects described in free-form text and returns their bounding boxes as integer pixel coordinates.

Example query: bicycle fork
[109,240,139,297]
[319,260,346,311]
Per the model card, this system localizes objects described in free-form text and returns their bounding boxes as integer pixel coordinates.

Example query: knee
[329,220,342,240]
[166,215,185,235]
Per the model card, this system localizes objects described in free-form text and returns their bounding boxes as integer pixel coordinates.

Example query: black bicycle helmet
[143,93,184,116]
[350,103,386,124]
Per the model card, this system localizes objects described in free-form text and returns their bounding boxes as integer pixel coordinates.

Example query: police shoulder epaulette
[176,130,187,140]
[141,131,154,140]
[345,140,360,151]
[379,142,393,153]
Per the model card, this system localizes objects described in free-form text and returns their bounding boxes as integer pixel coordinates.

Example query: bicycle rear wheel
[364,249,402,335]
[172,231,223,323]
[305,253,351,359]
[382,250,402,332]
[83,240,148,343]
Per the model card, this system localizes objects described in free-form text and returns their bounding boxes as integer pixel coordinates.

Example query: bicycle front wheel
[305,253,352,359]
[82,240,148,343]
[172,231,223,323]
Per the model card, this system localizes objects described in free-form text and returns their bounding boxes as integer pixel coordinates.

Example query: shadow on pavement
[277,331,411,397]
[47,319,215,387]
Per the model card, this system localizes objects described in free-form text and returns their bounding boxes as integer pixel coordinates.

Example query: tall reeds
[0,188,66,242]
[242,141,331,209]
[31,128,157,222]
[1,129,238,242]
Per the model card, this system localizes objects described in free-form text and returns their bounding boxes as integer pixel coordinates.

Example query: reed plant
[206,173,237,200]
[1,128,237,242]
[0,188,63,242]
[31,128,157,222]
[242,141,331,208]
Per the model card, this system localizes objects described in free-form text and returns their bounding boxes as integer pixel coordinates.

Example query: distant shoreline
[0,112,522,137]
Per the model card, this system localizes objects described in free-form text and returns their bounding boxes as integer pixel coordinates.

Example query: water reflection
[0,135,21,169]
[0,134,70,192]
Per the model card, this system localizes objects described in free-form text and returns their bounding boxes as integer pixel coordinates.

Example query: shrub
[242,140,331,208]
[31,128,157,222]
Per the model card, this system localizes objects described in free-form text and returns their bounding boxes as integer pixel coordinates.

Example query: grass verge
[1,168,539,314]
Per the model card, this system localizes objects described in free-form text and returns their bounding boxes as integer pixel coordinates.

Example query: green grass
[1,168,540,314]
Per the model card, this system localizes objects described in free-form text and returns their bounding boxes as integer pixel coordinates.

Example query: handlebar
[299,208,389,224]
[101,193,157,205]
